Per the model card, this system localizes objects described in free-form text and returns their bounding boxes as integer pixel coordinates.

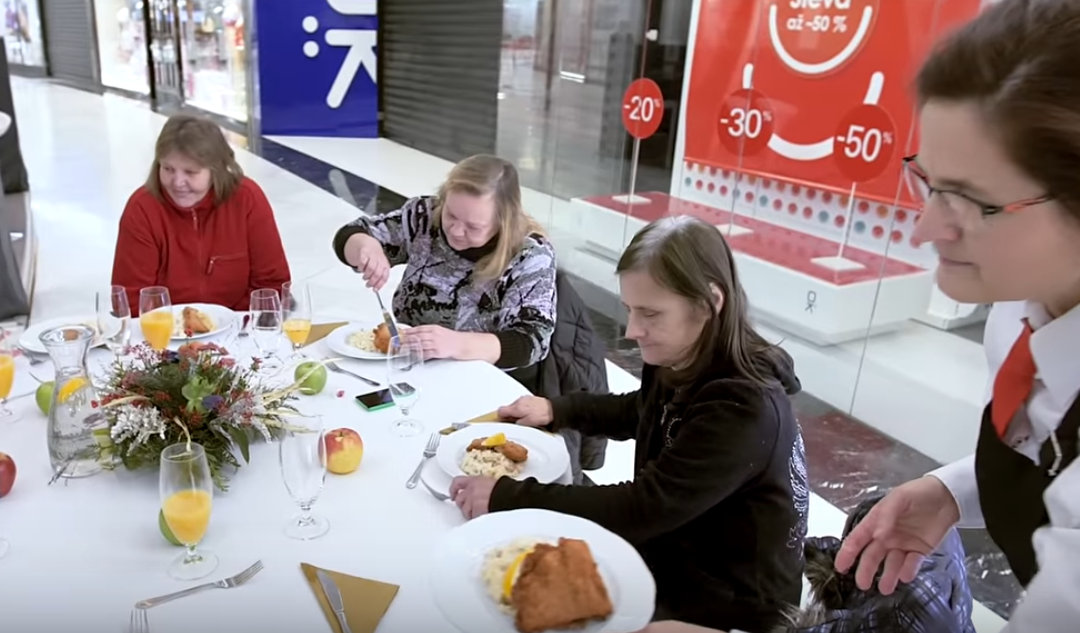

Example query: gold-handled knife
[316,569,353,633]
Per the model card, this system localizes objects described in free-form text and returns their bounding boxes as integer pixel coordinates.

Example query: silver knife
[316,569,353,633]
[372,291,401,342]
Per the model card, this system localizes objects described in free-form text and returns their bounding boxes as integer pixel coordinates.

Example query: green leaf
[227,426,251,463]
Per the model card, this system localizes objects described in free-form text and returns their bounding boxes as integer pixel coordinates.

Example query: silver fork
[406,433,440,489]
[134,560,264,609]
[325,359,380,387]
[421,477,451,501]
[129,607,149,633]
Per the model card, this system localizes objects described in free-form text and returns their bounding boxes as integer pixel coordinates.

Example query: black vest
[974,398,1080,586]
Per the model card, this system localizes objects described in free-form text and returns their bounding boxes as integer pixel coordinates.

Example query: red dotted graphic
[834,215,846,228]
[872,226,885,239]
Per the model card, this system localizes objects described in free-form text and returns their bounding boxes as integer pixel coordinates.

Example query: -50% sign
[622,78,665,140]
[833,104,897,182]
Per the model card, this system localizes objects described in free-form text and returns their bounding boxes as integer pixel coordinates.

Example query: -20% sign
[622,78,665,140]
[833,104,897,182]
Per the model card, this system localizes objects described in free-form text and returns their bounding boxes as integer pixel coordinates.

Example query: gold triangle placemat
[303,322,349,347]
[301,562,399,633]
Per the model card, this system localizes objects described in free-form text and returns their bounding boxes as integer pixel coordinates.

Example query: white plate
[168,303,236,340]
[429,508,655,633]
[437,422,570,484]
[18,316,103,355]
[325,321,409,360]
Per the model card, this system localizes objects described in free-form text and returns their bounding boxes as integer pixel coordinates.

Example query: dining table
[0,313,575,633]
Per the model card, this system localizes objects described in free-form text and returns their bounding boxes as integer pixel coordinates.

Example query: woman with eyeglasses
[826,1,1080,631]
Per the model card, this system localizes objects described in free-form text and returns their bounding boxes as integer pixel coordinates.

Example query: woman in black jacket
[449,215,809,633]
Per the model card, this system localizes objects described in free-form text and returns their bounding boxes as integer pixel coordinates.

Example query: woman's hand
[497,396,554,428]
[631,622,724,633]
[834,475,961,594]
[406,325,465,360]
[344,233,390,290]
[449,476,498,520]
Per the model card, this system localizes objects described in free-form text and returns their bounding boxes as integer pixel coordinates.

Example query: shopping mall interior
[0,0,1053,630]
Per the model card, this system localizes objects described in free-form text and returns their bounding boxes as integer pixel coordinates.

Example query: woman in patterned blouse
[332,155,557,378]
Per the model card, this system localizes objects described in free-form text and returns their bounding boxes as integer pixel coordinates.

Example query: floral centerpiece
[96,341,317,490]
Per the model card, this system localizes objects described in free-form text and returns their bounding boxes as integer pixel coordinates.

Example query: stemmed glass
[159,442,218,580]
[281,282,313,359]
[97,285,131,357]
[387,336,424,437]
[139,286,173,351]
[0,330,20,421]
[279,416,330,540]
[249,289,283,370]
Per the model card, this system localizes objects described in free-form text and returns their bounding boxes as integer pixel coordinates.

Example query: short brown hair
[917,0,1080,219]
[433,154,545,279]
[146,115,244,206]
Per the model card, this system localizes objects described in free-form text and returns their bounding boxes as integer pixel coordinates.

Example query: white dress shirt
[930,300,1080,632]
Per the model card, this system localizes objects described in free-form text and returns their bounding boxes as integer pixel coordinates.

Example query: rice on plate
[461,449,525,479]
[480,537,551,614]
[345,329,378,353]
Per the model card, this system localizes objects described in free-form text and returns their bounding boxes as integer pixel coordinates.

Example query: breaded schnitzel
[510,538,613,633]
[466,437,529,463]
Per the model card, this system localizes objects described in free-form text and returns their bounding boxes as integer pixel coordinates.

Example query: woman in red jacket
[111,115,290,314]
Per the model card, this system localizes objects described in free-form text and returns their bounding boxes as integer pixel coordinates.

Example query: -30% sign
[833,104,897,182]
[621,78,665,140]
[717,88,775,156]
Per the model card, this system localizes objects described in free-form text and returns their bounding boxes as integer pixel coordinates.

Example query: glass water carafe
[40,326,105,479]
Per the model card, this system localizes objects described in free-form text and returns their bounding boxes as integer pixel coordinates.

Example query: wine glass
[249,289,283,369]
[281,282,313,358]
[139,286,173,351]
[0,330,20,421]
[279,416,330,540]
[159,442,218,580]
[387,336,424,437]
[97,285,131,357]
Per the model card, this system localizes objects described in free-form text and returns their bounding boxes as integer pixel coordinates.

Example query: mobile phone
[355,383,414,412]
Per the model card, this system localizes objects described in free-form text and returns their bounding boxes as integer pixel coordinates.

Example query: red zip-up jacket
[111,178,291,315]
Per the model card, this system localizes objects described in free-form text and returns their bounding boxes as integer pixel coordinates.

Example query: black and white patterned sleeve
[492,237,558,369]
[332,196,433,267]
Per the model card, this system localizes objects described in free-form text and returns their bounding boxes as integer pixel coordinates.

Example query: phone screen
[354,383,413,411]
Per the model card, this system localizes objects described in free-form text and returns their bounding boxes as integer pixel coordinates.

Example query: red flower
[336,390,345,398]
[220,358,236,368]
[90,400,99,408]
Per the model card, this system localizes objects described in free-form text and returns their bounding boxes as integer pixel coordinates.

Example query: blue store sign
[255,0,378,137]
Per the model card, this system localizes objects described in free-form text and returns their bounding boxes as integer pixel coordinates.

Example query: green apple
[35,381,54,415]
[158,509,183,547]
[295,362,328,396]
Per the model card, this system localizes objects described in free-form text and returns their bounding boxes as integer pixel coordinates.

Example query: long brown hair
[433,155,545,279]
[916,0,1080,219]
[146,115,244,206]
[616,216,782,387]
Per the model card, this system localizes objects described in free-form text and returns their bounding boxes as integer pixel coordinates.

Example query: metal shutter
[381,0,502,162]
[41,0,100,92]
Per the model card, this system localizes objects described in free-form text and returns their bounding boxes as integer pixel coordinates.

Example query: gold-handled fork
[134,560,264,609]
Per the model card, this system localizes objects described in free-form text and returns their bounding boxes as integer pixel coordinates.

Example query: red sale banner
[683,0,983,205]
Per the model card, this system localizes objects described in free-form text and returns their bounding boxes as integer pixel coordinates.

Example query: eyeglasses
[902,155,1052,218]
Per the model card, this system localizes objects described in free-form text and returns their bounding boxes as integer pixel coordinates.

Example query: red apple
[0,452,15,498]
[324,428,363,474]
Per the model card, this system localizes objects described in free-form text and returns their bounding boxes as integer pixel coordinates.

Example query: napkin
[301,562,399,633]
[302,322,349,347]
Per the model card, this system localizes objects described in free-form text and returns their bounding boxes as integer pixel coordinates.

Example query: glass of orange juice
[0,330,19,421]
[281,282,313,358]
[139,287,173,351]
[160,442,217,580]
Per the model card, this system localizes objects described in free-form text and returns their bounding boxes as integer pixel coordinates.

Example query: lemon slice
[482,432,507,448]
[502,550,532,600]
[58,377,89,403]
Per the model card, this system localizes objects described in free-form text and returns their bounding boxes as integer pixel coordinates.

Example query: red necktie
[991,320,1036,438]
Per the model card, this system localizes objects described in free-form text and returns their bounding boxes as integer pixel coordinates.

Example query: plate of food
[169,303,236,340]
[325,321,408,360]
[429,508,655,633]
[18,316,103,355]
[436,423,570,484]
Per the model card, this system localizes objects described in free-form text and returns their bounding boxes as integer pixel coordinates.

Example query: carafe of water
[40,325,105,479]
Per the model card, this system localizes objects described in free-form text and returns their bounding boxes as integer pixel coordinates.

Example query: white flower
[109,404,168,454]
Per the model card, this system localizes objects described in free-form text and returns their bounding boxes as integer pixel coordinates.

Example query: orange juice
[0,354,14,399]
[162,489,212,545]
[283,318,312,346]
[140,310,174,350]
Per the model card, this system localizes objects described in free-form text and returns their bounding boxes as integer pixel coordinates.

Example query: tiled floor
[8,78,1006,631]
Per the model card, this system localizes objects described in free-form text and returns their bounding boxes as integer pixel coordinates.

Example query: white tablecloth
[0,326,570,633]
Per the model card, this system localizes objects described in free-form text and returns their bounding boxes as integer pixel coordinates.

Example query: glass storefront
[177,0,247,122]
[2,0,45,68]
[94,0,151,94]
